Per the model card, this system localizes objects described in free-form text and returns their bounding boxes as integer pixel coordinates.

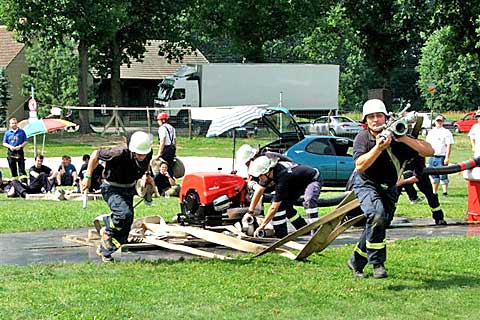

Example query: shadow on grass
[388,274,480,291]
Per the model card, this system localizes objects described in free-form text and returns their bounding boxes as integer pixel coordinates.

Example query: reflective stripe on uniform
[431,206,441,212]
[288,212,301,222]
[305,207,318,214]
[354,244,367,258]
[274,210,286,218]
[109,217,122,231]
[112,237,121,248]
[272,218,288,226]
[366,239,387,250]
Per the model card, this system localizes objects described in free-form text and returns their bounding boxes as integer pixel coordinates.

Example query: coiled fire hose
[422,157,480,176]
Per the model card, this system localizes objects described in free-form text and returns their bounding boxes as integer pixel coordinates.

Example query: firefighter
[82,131,154,262]
[348,99,433,278]
[156,112,176,177]
[397,156,447,225]
[247,156,322,238]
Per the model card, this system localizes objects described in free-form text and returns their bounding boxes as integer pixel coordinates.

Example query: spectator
[153,161,180,197]
[56,155,78,186]
[78,154,103,192]
[425,115,454,197]
[7,154,56,198]
[2,117,28,182]
[468,114,480,158]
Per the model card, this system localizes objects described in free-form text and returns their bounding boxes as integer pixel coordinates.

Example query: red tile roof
[0,26,25,67]
[119,40,209,79]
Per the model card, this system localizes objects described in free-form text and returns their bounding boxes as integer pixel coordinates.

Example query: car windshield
[158,79,175,100]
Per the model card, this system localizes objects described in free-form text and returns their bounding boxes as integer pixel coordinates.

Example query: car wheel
[454,126,460,134]
[329,129,336,136]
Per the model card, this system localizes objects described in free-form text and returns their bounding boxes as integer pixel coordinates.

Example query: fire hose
[422,157,480,176]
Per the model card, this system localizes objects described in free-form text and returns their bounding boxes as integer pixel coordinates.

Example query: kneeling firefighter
[247,156,323,238]
[82,131,154,262]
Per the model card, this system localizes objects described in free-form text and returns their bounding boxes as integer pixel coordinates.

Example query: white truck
[154,63,339,127]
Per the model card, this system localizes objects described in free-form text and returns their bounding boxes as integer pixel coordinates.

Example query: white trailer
[154,63,339,124]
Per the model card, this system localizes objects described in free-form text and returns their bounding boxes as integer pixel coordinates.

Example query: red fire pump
[178,172,248,226]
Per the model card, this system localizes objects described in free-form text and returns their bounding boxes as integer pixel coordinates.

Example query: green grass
[0,195,181,233]
[18,132,270,158]
[1,237,479,319]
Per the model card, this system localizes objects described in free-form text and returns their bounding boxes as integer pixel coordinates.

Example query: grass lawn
[1,237,480,319]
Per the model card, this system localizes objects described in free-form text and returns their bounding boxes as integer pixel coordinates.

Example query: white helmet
[236,144,258,165]
[362,99,387,122]
[129,131,153,154]
[248,156,278,177]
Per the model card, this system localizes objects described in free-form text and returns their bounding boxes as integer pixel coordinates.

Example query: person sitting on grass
[153,161,180,197]
[7,154,56,198]
[56,155,78,187]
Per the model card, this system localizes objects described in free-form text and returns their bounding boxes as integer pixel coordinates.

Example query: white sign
[28,98,37,111]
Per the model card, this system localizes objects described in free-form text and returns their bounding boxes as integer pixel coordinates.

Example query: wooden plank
[323,214,365,249]
[144,223,296,260]
[295,217,341,260]
[295,193,360,260]
[254,193,358,258]
[143,236,231,260]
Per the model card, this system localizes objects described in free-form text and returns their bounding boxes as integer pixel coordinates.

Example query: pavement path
[0,218,478,266]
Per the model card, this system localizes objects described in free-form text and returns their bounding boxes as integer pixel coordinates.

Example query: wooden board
[143,236,231,260]
[144,223,296,260]
[254,192,358,258]
[295,193,360,260]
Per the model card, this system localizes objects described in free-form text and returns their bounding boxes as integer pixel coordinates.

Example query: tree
[0,0,120,132]
[0,67,11,125]
[21,38,80,117]
[188,0,330,62]
[293,4,373,111]
[342,0,433,89]
[89,0,191,108]
[416,26,480,111]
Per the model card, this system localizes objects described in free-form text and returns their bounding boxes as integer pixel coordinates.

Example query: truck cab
[154,66,200,125]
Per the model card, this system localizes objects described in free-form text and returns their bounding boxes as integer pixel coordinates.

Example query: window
[306,139,335,155]
[171,89,186,100]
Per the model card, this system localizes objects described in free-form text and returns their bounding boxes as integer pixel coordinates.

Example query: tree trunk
[110,33,122,107]
[78,39,92,134]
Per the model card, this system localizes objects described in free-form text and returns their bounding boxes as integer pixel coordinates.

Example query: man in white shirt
[156,112,176,177]
[425,115,454,196]
[468,114,480,158]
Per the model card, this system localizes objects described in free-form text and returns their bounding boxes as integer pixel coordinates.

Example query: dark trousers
[7,150,26,179]
[400,174,444,221]
[10,172,53,197]
[160,145,176,177]
[351,175,399,268]
[272,202,307,238]
[99,184,135,256]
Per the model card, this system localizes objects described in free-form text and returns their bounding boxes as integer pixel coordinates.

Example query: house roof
[0,26,25,68]
[119,40,209,79]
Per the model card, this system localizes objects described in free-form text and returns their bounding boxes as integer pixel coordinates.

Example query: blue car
[255,108,355,187]
[284,136,355,187]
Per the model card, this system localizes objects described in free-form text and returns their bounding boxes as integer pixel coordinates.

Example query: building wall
[5,48,28,121]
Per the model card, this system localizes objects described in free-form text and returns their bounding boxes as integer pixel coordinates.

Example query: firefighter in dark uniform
[348,99,434,278]
[397,155,447,225]
[82,131,154,262]
[247,156,322,238]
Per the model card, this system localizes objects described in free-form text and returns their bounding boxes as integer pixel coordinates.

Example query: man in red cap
[156,112,176,177]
